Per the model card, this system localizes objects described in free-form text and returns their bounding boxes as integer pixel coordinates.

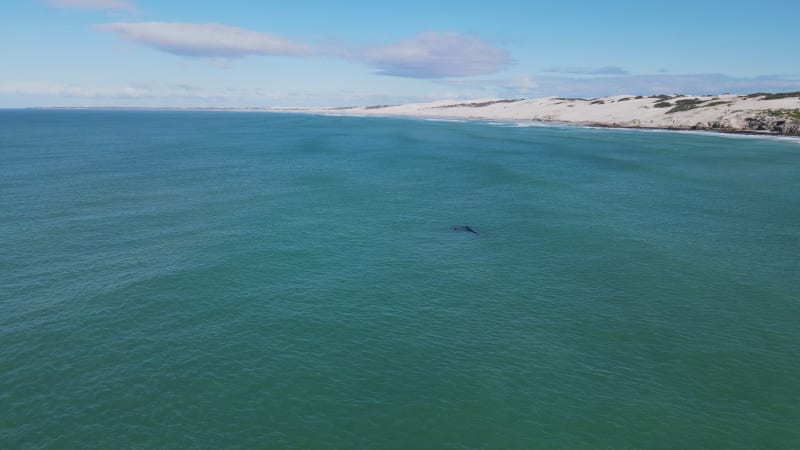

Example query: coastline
[296,92,800,137]
[290,108,800,143]
[15,91,800,140]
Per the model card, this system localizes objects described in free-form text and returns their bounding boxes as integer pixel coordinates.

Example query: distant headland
[297,92,800,136]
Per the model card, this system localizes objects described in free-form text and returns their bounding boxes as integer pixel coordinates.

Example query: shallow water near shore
[2,110,799,448]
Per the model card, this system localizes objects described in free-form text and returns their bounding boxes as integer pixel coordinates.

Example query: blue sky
[2,0,799,107]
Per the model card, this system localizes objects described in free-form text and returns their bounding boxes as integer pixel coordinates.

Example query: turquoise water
[1,110,799,449]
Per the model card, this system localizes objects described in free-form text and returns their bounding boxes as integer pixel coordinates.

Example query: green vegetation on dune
[666,98,704,114]
[435,99,523,109]
[743,92,800,100]
[704,101,732,108]
[555,97,588,101]
[766,109,800,120]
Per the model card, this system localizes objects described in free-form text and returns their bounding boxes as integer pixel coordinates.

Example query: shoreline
[297,92,800,137]
[12,91,800,140]
[297,109,800,142]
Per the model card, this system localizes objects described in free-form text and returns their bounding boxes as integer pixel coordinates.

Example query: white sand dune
[299,93,800,135]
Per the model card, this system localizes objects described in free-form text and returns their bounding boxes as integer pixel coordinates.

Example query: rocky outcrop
[691,121,734,132]
[688,113,800,135]
[743,115,800,135]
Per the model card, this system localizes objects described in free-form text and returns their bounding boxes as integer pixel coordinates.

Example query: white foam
[423,118,467,123]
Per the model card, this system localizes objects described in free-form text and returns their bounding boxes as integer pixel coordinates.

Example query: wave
[422,118,467,123]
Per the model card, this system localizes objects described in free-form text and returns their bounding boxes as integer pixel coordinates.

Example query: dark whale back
[451,225,477,234]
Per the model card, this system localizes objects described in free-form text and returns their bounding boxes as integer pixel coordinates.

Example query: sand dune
[303,93,800,135]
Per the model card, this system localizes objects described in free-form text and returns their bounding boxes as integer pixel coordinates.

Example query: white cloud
[0,80,331,106]
[533,74,800,98]
[95,23,511,78]
[441,73,800,99]
[544,66,630,76]
[0,81,63,97]
[4,74,800,108]
[357,32,511,78]
[96,22,312,58]
[505,75,539,94]
[0,81,217,100]
[50,0,135,11]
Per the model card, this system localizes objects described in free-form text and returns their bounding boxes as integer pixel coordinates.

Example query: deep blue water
[1,110,799,448]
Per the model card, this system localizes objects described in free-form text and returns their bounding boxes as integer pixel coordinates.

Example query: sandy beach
[299,93,800,136]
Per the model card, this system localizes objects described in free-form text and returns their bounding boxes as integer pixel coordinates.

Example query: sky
[2,0,800,107]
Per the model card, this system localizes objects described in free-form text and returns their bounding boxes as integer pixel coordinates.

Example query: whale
[451,225,477,234]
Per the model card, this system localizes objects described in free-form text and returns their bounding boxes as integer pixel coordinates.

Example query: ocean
[1,110,798,449]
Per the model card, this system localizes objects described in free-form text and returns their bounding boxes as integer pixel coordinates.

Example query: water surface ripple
[1,110,798,448]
